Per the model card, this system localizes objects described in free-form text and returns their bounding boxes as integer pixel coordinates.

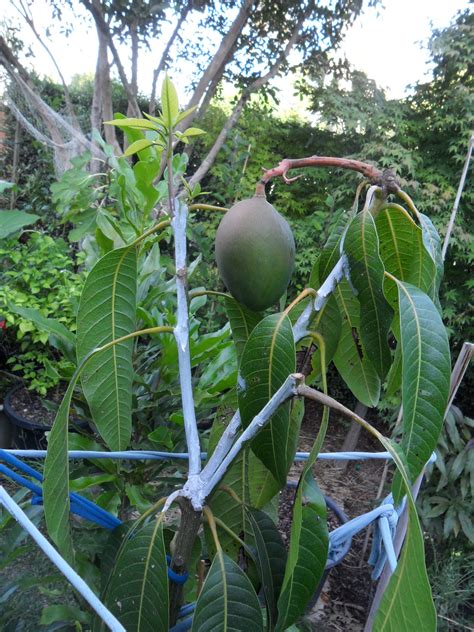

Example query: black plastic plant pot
[4,385,88,450]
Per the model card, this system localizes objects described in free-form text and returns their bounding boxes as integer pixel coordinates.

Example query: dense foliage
[0,9,471,632]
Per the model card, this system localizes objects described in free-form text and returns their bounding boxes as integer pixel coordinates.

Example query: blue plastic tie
[166,555,189,585]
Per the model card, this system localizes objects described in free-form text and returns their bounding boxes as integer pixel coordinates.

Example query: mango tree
[43,78,451,632]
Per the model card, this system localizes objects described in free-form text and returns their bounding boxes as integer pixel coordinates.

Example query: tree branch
[257,157,395,193]
[187,2,312,188]
[150,5,190,116]
[81,0,141,118]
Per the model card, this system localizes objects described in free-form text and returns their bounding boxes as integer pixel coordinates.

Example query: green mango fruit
[215,195,295,311]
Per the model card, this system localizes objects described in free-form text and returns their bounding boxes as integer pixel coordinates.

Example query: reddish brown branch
[255,156,399,196]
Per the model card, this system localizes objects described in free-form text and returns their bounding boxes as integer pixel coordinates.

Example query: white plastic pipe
[0,486,126,632]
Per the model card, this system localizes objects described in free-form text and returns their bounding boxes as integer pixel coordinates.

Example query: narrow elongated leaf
[314,213,349,286]
[106,118,160,131]
[246,508,287,629]
[224,296,262,360]
[344,210,393,378]
[77,246,137,450]
[124,139,156,157]
[307,295,341,381]
[276,471,328,631]
[161,76,179,128]
[385,341,402,397]
[248,449,281,510]
[374,438,437,632]
[333,280,381,407]
[206,418,279,560]
[418,213,444,303]
[205,417,250,559]
[238,313,296,486]
[391,280,450,497]
[99,521,168,632]
[43,375,79,562]
[192,553,263,632]
[0,209,39,238]
[376,207,435,308]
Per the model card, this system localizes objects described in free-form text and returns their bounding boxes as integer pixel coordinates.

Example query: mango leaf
[106,117,160,131]
[418,213,444,303]
[43,374,79,562]
[224,296,262,361]
[247,450,281,510]
[390,280,450,499]
[205,417,250,559]
[238,313,296,486]
[374,438,437,632]
[161,75,179,128]
[376,207,435,308]
[98,520,168,632]
[175,105,197,124]
[246,507,287,629]
[124,139,156,157]
[77,246,137,450]
[333,279,381,407]
[344,210,393,379]
[0,209,39,239]
[314,212,349,286]
[205,418,279,560]
[192,552,263,632]
[275,470,328,631]
[307,295,341,381]
[385,342,402,397]
[182,127,205,137]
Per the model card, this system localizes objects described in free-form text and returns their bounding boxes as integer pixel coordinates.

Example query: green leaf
[192,552,263,632]
[248,450,281,510]
[205,418,250,559]
[385,341,402,397]
[376,207,435,308]
[161,76,179,128]
[99,520,169,632]
[175,105,198,124]
[43,375,80,562]
[246,507,287,629]
[276,471,328,631]
[77,246,137,450]
[238,313,296,486]
[344,210,393,378]
[224,296,262,361]
[124,139,156,157]
[315,212,349,286]
[40,604,90,625]
[418,213,444,302]
[0,209,39,239]
[307,295,341,381]
[9,304,76,354]
[182,127,205,137]
[374,437,437,632]
[391,280,450,499]
[333,279,381,407]
[105,118,159,131]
